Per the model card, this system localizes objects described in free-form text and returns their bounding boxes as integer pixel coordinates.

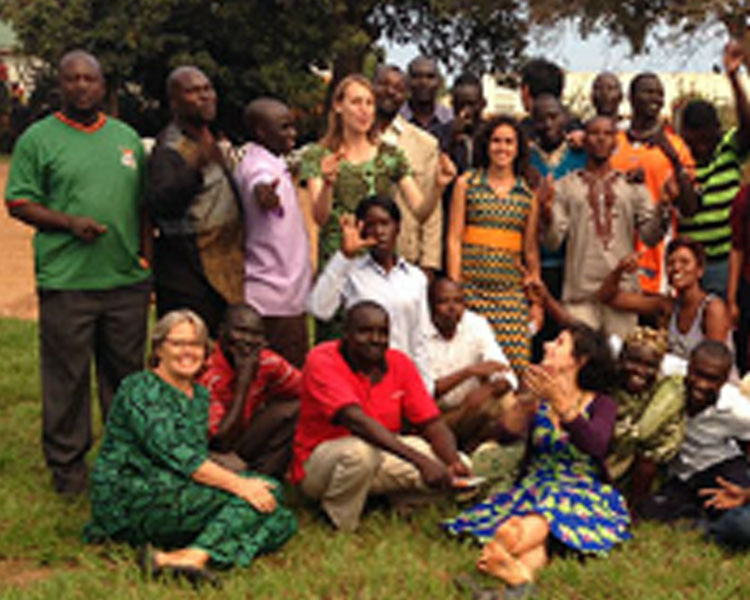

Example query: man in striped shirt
[679,40,750,296]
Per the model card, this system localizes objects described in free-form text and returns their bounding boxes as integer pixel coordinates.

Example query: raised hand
[538,173,554,222]
[436,152,458,189]
[321,150,343,187]
[255,178,281,211]
[616,251,642,275]
[339,213,376,258]
[724,39,745,76]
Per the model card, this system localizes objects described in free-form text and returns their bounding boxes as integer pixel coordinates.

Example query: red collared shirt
[199,343,301,436]
[290,340,440,484]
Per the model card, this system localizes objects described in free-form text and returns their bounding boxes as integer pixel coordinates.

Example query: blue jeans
[707,505,750,548]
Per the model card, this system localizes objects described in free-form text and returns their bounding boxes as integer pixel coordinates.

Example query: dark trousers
[39,280,150,492]
[639,456,750,522]
[533,264,563,362]
[212,397,299,479]
[262,315,309,369]
[155,282,227,339]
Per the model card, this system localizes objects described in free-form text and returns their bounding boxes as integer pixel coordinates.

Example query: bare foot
[493,516,523,554]
[477,541,532,586]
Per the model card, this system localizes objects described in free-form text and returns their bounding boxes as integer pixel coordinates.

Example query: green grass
[2,318,750,598]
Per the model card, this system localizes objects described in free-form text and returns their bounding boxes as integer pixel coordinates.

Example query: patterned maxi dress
[84,371,297,567]
[461,170,533,375]
[442,402,631,554]
[300,142,411,341]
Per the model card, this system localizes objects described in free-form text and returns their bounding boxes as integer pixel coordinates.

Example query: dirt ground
[0,162,37,320]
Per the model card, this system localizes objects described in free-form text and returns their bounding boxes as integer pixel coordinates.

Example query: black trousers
[639,456,750,522]
[211,397,299,479]
[39,280,150,491]
[532,264,563,362]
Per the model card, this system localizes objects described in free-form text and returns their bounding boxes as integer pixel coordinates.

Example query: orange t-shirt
[611,130,695,293]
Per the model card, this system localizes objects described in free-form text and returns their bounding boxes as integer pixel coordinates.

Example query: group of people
[6,41,750,596]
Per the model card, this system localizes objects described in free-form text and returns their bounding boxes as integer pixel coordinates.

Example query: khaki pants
[300,436,438,531]
[565,300,637,339]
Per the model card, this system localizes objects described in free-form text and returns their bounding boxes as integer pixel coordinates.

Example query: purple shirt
[235,143,312,316]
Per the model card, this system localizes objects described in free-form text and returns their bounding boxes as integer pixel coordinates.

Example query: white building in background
[481,71,750,121]
[0,21,38,94]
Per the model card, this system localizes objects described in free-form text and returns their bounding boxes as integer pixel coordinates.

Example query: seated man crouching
[427,277,518,452]
[290,300,469,531]
[199,304,301,478]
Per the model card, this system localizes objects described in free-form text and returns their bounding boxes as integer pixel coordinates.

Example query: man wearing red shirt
[291,300,468,531]
[199,304,301,478]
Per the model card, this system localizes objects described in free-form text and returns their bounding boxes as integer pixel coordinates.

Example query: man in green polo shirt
[4,50,151,495]
[679,39,750,297]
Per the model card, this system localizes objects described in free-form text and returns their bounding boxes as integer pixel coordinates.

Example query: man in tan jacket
[374,64,442,275]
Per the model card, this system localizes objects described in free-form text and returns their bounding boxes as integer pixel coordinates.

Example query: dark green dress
[84,371,297,567]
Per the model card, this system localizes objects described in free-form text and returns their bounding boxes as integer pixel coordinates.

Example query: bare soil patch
[0,162,37,320]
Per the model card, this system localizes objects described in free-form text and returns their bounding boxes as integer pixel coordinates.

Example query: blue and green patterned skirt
[443,403,631,554]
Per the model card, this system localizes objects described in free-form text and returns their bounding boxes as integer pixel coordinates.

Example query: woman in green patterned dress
[302,74,454,340]
[446,115,542,377]
[84,310,297,580]
[302,74,444,270]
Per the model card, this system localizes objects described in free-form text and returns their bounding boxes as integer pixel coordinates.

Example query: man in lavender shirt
[235,98,312,367]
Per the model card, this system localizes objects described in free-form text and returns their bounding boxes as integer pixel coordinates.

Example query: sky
[384,21,729,80]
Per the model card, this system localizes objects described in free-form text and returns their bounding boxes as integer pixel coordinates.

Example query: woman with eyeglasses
[84,309,297,585]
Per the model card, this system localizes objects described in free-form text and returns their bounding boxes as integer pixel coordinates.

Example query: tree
[528,0,750,59]
[1,1,529,137]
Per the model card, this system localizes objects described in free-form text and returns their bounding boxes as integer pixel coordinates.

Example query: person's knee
[334,439,381,482]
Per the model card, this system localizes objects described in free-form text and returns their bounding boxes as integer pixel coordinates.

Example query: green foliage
[0,1,528,139]
[3,317,750,598]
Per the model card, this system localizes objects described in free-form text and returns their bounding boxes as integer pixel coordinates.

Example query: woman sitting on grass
[84,309,297,584]
[443,322,630,596]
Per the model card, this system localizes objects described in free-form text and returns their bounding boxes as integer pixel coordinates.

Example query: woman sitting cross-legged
[84,309,297,584]
[443,322,631,595]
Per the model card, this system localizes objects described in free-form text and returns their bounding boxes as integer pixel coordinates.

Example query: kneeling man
[290,300,468,531]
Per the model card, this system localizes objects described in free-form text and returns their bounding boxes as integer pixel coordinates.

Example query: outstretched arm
[725,39,750,155]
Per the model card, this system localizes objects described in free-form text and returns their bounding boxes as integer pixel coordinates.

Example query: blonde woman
[85,310,297,583]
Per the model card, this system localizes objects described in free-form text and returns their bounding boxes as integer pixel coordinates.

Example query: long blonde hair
[320,74,378,151]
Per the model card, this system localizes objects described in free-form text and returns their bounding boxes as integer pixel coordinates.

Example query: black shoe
[137,544,161,581]
[162,564,222,589]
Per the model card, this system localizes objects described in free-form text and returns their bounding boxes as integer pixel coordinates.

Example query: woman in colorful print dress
[443,322,631,590]
[446,115,542,376]
[84,310,297,581]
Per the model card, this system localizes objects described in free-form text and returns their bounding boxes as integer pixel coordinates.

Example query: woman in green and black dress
[84,310,297,579]
[301,73,448,340]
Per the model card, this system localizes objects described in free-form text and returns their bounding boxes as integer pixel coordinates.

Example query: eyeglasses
[163,338,204,349]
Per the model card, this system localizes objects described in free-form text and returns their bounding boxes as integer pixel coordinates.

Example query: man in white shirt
[427,277,518,450]
[308,196,432,391]
[640,340,750,520]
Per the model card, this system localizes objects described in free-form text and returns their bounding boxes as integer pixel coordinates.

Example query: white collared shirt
[427,310,518,410]
[670,383,750,481]
[307,251,432,391]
